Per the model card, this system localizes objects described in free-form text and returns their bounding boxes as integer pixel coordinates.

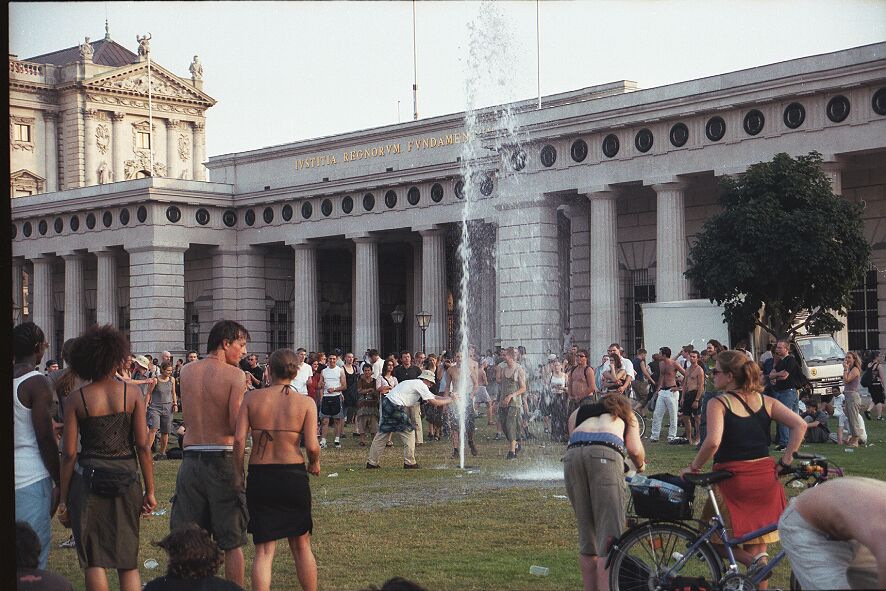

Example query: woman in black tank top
[683,351,807,580]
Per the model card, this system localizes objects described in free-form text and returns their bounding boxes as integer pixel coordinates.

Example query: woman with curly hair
[144,524,243,590]
[58,325,156,591]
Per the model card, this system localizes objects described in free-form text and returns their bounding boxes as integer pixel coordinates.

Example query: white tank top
[321,366,343,396]
[14,370,51,489]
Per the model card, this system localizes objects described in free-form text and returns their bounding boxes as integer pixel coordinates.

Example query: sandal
[747,552,771,581]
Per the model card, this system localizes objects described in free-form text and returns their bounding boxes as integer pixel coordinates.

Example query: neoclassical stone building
[10,39,886,363]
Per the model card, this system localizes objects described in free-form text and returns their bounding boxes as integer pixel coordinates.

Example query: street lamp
[416,310,431,353]
[391,307,405,353]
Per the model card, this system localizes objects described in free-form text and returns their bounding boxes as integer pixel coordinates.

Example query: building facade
[11,40,886,362]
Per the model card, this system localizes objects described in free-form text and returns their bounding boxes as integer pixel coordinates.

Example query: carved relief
[95,123,110,154]
[178,133,191,161]
[97,161,110,184]
[123,151,166,179]
[92,72,198,100]
[79,37,94,61]
[86,93,201,115]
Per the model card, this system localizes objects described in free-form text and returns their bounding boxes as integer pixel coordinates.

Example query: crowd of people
[13,317,886,590]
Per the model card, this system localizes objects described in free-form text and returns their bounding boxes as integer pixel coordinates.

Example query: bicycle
[633,408,646,438]
[607,453,839,591]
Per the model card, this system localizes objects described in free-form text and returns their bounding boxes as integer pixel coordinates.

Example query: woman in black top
[58,325,155,591]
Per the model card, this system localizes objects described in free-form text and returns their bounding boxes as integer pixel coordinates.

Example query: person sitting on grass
[801,400,830,443]
[143,524,244,591]
[16,521,73,591]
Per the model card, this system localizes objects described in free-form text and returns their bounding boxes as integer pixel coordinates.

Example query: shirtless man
[650,346,686,442]
[779,477,886,590]
[680,351,705,445]
[444,352,479,458]
[566,349,597,418]
[233,349,320,591]
[170,320,250,586]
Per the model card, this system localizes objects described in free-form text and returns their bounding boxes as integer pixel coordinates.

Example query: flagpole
[536,0,541,110]
[412,0,418,121]
[147,42,154,176]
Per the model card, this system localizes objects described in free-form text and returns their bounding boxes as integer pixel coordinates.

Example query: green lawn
[47,416,886,590]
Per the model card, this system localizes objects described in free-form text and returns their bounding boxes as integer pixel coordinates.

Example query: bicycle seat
[683,470,734,487]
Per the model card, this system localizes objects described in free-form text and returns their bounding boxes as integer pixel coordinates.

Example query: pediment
[10,169,45,183]
[83,63,215,107]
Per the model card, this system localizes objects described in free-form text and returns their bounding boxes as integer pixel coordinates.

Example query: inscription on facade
[295,131,469,171]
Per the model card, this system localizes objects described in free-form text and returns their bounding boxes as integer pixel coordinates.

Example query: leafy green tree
[686,152,870,340]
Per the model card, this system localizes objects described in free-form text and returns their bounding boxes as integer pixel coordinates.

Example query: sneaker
[320,439,327,449]
[775,444,787,452]
[649,438,659,443]
[334,438,341,448]
[864,410,872,420]
[506,451,517,460]
[493,433,501,441]
[59,535,76,549]
[404,463,421,469]
[365,462,380,469]
[516,443,522,454]
[469,442,478,457]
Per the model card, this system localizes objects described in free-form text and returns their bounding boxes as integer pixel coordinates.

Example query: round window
[479,175,494,197]
[321,199,333,216]
[245,209,256,226]
[362,193,375,211]
[54,218,64,233]
[302,201,313,219]
[263,207,274,224]
[102,212,112,227]
[195,208,210,225]
[384,190,397,209]
[705,117,726,142]
[743,110,765,136]
[38,220,48,235]
[23,221,32,237]
[407,187,420,205]
[342,196,354,213]
[570,139,588,163]
[223,210,237,227]
[282,204,293,221]
[826,96,850,123]
[119,209,130,225]
[602,134,620,158]
[540,144,557,167]
[70,216,80,232]
[86,213,96,229]
[635,129,653,153]
[783,103,805,129]
[137,206,148,223]
[669,123,689,147]
[166,206,181,223]
[454,180,465,200]
[431,183,444,203]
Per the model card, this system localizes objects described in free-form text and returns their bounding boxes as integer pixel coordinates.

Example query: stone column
[43,112,58,193]
[494,199,561,361]
[83,108,98,186]
[479,228,498,352]
[128,246,186,354]
[211,248,239,322]
[94,248,119,328]
[238,247,269,355]
[62,253,86,342]
[418,227,448,354]
[352,235,381,355]
[411,241,423,352]
[31,256,55,355]
[111,112,127,182]
[192,121,206,181]
[566,203,591,349]
[653,181,690,302]
[12,258,24,325]
[587,189,620,358]
[166,119,179,180]
[822,161,850,351]
[291,242,318,351]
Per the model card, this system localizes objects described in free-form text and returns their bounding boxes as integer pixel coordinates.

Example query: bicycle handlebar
[794,452,826,461]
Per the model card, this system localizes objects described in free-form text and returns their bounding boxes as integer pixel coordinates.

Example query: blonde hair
[847,351,862,371]
[717,350,763,395]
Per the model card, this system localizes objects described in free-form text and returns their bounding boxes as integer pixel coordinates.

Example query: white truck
[640,300,845,396]
[640,299,731,357]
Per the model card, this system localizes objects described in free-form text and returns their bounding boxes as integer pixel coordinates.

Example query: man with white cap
[366,370,453,469]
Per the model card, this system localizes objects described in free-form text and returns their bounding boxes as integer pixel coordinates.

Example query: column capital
[90,246,118,255]
[413,225,447,236]
[648,178,690,192]
[166,118,180,129]
[286,239,315,250]
[43,111,59,122]
[31,254,57,264]
[193,121,205,131]
[111,111,126,121]
[82,108,98,120]
[580,186,619,200]
[347,233,378,243]
[59,251,87,260]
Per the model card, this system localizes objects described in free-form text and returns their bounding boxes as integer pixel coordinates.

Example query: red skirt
[711,457,785,540]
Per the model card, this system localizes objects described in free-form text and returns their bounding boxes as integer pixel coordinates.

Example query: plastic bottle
[529,565,549,576]
[654,480,685,503]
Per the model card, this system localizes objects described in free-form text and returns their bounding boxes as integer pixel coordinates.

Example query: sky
[9,1,886,158]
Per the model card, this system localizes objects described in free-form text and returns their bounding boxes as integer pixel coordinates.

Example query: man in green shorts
[170,320,250,587]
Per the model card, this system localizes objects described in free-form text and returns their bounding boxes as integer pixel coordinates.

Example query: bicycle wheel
[633,409,646,438]
[609,522,722,591]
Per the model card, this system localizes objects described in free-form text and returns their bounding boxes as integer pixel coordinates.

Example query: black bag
[861,366,874,388]
[82,466,138,498]
[321,395,342,417]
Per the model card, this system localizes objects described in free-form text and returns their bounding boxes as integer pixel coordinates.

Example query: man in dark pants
[768,339,802,451]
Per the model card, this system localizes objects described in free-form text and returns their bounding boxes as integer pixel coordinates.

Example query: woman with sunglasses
[683,350,806,587]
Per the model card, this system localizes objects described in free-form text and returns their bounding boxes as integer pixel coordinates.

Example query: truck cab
[791,334,845,396]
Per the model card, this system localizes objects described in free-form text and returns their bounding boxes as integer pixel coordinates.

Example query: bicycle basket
[629,473,695,520]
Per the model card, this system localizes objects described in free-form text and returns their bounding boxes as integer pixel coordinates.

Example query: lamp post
[416,310,431,354]
[391,307,405,354]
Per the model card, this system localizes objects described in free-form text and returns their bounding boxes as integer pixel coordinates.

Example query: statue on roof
[189,55,203,81]
[136,33,152,59]
[79,37,94,61]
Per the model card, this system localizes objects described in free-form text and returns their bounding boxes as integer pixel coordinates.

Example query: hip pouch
[82,466,138,497]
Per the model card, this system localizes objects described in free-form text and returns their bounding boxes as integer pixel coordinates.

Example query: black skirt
[246,463,313,543]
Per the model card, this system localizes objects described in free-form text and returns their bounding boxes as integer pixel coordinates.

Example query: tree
[686,152,870,340]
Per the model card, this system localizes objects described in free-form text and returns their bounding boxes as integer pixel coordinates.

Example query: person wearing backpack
[862,351,884,421]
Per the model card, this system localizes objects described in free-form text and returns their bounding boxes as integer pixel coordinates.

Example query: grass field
[47,414,886,591]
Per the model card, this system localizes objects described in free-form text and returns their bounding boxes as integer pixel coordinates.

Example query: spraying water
[454,2,528,468]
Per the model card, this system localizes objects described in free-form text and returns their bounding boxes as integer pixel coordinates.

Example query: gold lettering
[330,155,336,164]
[446,134,454,145]
[429,137,437,148]
[461,132,469,142]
